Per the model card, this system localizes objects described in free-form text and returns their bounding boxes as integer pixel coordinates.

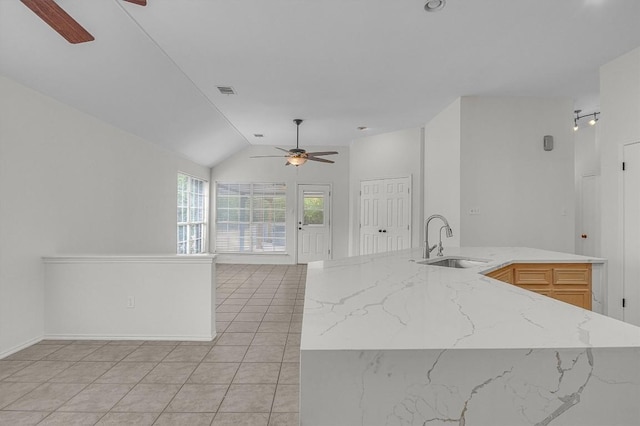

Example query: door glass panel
[303,192,324,225]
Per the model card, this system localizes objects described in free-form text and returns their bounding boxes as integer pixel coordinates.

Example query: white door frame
[622,142,640,325]
[296,183,332,264]
[577,174,599,257]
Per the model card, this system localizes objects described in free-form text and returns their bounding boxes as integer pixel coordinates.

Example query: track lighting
[573,109,600,131]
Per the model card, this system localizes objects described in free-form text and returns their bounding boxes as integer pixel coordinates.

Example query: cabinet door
[550,290,591,310]
[487,266,513,284]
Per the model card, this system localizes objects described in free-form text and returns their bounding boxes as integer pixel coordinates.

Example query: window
[303,192,325,225]
[216,182,286,253]
[177,173,208,254]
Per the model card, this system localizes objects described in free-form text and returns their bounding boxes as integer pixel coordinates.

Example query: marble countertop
[301,247,640,351]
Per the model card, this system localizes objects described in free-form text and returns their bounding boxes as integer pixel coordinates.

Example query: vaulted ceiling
[1,0,639,166]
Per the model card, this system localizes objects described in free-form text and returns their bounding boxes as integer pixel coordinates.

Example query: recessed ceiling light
[424,0,446,12]
[253,134,264,138]
[216,86,236,95]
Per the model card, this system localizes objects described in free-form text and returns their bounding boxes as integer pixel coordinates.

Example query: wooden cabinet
[486,263,591,310]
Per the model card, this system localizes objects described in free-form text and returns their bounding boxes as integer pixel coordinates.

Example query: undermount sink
[416,256,489,269]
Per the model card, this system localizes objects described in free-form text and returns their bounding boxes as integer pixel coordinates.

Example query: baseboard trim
[0,335,44,360]
[43,333,216,342]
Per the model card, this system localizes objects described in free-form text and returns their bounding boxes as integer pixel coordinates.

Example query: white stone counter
[300,248,640,426]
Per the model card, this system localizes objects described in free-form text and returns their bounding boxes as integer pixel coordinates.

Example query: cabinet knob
[581,234,588,239]
[382,230,387,233]
[378,229,382,233]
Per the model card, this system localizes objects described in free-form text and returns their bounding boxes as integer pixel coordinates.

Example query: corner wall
[0,75,209,357]
[348,128,423,256]
[459,97,575,252]
[424,99,462,247]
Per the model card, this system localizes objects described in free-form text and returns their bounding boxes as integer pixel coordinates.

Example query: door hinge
[622,162,626,171]
[622,298,626,308]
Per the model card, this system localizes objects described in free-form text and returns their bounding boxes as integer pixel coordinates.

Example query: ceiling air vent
[217,86,236,95]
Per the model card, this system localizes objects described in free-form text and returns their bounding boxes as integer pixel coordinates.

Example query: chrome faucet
[423,214,453,259]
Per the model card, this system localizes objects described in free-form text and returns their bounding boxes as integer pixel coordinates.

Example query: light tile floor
[0,264,305,426]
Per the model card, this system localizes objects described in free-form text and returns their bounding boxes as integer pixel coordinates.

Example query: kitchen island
[300,247,640,425]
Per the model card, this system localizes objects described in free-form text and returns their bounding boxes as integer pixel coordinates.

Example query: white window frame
[177,173,208,254]
[215,182,287,254]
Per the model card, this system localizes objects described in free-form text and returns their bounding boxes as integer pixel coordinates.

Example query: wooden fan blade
[305,151,338,156]
[275,147,291,153]
[21,0,94,44]
[307,156,335,164]
[123,0,147,5]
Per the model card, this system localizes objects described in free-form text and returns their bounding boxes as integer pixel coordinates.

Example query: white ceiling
[1,0,639,166]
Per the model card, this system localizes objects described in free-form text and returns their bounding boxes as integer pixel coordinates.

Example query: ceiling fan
[20,0,146,44]
[252,119,338,166]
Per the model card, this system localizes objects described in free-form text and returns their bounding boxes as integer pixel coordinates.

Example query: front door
[297,185,331,264]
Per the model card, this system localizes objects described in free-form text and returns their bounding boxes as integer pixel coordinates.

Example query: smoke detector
[424,0,446,12]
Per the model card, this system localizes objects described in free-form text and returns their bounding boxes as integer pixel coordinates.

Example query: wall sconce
[573,109,600,131]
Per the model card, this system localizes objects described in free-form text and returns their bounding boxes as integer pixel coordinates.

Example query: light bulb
[589,118,596,126]
[574,125,579,131]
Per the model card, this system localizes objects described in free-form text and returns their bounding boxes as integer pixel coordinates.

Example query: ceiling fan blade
[21,0,94,44]
[307,156,335,164]
[305,151,338,156]
[250,155,288,158]
[275,147,291,153]
[285,161,292,166]
[123,0,147,5]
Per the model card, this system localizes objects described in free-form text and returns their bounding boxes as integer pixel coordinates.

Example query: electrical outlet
[469,207,481,215]
[127,296,135,309]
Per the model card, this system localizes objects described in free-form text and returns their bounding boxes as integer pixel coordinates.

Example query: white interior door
[297,185,331,264]
[623,142,640,326]
[578,175,599,256]
[360,177,411,255]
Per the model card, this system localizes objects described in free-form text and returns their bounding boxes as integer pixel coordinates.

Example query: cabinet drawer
[553,265,591,286]
[514,267,552,286]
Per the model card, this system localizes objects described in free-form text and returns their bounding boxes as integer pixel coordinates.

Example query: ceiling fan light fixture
[288,156,307,166]
[424,0,446,12]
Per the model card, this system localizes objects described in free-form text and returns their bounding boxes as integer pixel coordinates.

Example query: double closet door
[360,177,411,255]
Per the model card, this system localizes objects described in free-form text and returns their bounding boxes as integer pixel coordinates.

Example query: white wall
[210,145,350,263]
[0,75,209,357]
[599,46,640,319]
[459,97,575,252]
[44,256,216,341]
[348,128,423,256]
[424,99,461,247]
